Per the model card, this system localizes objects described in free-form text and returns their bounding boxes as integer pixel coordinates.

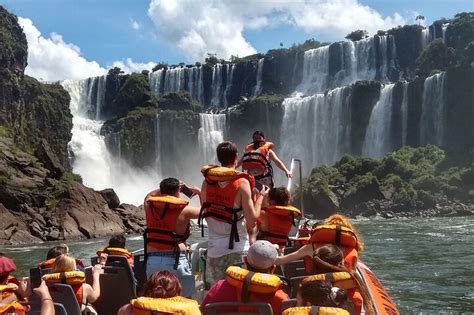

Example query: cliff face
[0,6,145,244]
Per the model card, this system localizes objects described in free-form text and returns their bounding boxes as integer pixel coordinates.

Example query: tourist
[296,279,351,313]
[238,130,292,188]
[117,271,200,315]
[200,141,267,286]
[144,177,201,297]
[202,240,288,315]
[96,234,134,266]
[39,244,85,270]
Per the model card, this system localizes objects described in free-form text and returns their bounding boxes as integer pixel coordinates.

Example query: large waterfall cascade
[362,84,396,157]
[63,77,159,205]
[253,58,265,96]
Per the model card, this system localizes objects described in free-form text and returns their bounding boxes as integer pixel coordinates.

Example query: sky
[1,0,472,81]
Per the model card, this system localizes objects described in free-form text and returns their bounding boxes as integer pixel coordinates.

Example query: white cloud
[147,0,406,62]
[18,17,106,81]
[111,58,155,73]
[131,19,141,30]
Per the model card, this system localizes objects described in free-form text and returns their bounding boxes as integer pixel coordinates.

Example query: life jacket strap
[241,271,255,303]
[258,230,289,245]
[310,306,320,315]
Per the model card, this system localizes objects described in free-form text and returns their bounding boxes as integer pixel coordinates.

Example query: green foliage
[416,39,456,76]
[345,30,368,41]
[108,67,124,76]
[61,171,83,184]
[0,125,10,137]
[152,63,168,72]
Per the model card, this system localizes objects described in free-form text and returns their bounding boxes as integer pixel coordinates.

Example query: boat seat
[35,283,81,315]
[22,301,67,315]
[289,276,307,298]
[85,265,136,315]
[203,302,273,315]
[283,260,306,279]
[276,275,291,296]
[281,298,297,312]
[133,254,147,292]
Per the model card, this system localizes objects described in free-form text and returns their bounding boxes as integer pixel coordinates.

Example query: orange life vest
[302,224,359,273]
[96,247,134,266]
[242,142,274,177]
[43,271,86,307]
[131,296,201,315]
[199,165,255,249]
[0,301,26,315]
[0,283,18,300]
[144,194,190,251]
[258,205,301,246]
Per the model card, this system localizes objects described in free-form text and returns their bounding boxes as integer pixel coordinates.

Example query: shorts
[205,251,246,287]
[146,252,196,297]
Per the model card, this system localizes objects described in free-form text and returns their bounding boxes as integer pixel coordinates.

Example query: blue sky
[1,0,472,80]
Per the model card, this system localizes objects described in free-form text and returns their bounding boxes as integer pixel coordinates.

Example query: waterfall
[154,114,162,176]
[210,64,224,107]
[95,75,107,120]
[62,79,160,205]
[253,58,264,96]
[223,64,235,107]
[149,66,204,104]
[420,72,447,146]
[362,84,395,157]
[421,27,431,48]
[298,35,395,94]
[198,113,226,164]
[442,23,449,43]
[401,82,409,146]
[280,87,351,169]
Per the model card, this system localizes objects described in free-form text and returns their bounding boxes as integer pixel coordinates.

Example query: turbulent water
[3,217,473,314]
[198,113,226,165]
[62,78,159,205]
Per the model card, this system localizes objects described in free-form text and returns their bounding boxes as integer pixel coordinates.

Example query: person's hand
[17,277,29,298]
[32,280,51,300]
[285,170,292,178]
[189,186,201,195]
[92,264,104,276]
[257,185,270,199]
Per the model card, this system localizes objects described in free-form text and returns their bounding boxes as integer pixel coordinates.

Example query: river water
[2,216,473,314]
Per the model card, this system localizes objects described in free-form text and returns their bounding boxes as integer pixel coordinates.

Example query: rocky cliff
[0,6,145,245]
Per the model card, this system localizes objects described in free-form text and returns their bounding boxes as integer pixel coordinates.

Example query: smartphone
[180,185,195,198]
[30,267,42,289]
[255,180,263,191]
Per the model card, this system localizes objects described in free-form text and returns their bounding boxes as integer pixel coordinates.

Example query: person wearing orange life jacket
[258,187,301,249]
[200,141,267,286]
[38,244,85,271]
[144,178,201,297]
[96,234,134,266]
[202,240,289,315]
[238,131,292,188]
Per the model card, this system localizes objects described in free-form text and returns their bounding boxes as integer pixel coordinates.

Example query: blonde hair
[324,213,364,252]
[52,254,76,273]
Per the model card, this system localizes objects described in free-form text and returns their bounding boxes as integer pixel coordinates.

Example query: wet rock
[98,188,121,209]
[35,139,65,179]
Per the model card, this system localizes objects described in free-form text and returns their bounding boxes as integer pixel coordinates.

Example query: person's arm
[268,149,291,178]
[275,244,313,265]
[182,205,201,220]
[117,303,132,315]
[87,264,103,303]
[200,180,207,205]
[33,280,55,315]
[239,179,260,228]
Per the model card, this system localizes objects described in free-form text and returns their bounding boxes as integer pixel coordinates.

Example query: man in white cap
[201,240,289,315]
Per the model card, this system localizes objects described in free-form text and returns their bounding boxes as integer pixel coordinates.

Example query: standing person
[200,141,267,287]
[144,178,201,297]
[239,131,291,188]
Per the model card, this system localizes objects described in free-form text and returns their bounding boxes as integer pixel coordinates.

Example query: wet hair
[52,254,76,273]
[312,245,344,274]
[324,213,364,251]
[252,131,265,139]
[142,271,182,298]
[298,280,348,308]
[269,187,291,206]
[108,234,126,248]
[46,244,69,260]
[160,178,180,195]
[216,141,238,166]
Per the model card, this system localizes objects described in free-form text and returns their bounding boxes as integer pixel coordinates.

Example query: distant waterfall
[280,87,351,168]
[62,79,159,205]
[420,72,447,146]
[198,113,226,164]
[421,27,432,48]
[223,64,235,107]
[210,64,224,107]
[401,82,409,146]
[298,35,396,93]
[149,66,204,104]
[253,58,265,96]
[95,75,107,120]
[154,114,162,176]
[442,24,449,43]
[362,84,395,157]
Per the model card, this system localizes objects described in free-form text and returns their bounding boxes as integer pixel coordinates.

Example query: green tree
[345,30,369,41]
[108,67,124,76]
[416,15,425,25]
